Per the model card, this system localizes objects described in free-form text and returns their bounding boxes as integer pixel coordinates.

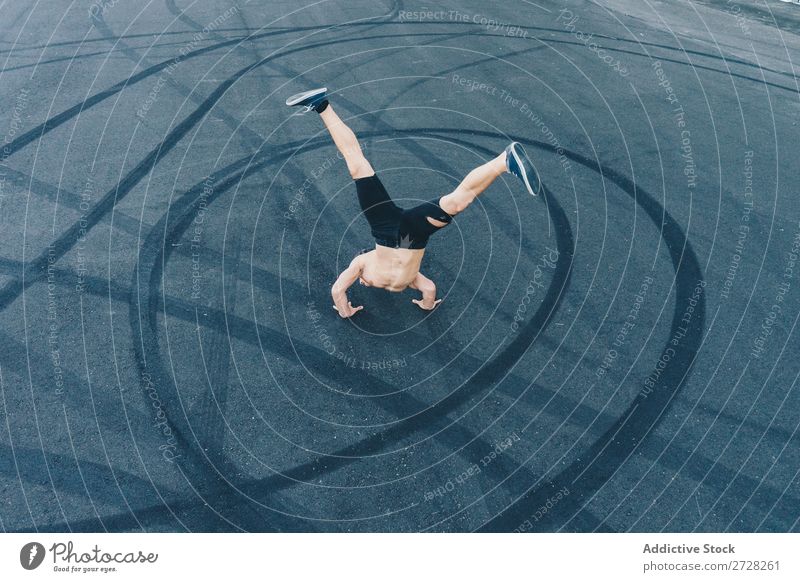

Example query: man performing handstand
[286,87,540,318]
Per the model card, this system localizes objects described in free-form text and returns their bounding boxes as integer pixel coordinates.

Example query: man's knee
[348,156,374,179]
[439,192,471,215]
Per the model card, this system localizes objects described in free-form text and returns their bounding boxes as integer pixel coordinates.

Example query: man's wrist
[332,293,349,311]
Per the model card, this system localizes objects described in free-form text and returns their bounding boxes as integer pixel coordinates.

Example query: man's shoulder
[351,251,372,268]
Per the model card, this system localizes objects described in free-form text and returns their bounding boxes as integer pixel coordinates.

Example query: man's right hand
[331,256,366,319]
[333,301,364,318]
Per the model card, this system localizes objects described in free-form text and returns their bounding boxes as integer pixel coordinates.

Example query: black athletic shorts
[354,174,452,249]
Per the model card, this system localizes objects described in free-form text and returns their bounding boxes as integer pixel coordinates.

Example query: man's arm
[331,256,365,318]
[410,272,441,310]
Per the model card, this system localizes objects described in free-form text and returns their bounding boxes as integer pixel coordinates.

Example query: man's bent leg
[438,152,507,216]
[319,105,374,179]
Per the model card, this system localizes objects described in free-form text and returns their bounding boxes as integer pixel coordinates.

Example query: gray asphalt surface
[0,0,799,532]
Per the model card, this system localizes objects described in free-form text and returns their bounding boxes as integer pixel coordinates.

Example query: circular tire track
[127,121,702,531]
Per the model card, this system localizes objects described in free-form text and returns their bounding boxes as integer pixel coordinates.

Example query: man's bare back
[285,87,540,319]
[359,247,423,291]
[331,247,439,318]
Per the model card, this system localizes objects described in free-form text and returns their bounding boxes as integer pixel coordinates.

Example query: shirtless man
[286,87,540,318]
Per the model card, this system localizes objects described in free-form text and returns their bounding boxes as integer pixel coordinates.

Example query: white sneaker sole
[510,144,539,196]
[285,87,327,106]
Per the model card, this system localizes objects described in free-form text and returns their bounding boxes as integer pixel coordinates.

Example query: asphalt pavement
[0,0,798,532]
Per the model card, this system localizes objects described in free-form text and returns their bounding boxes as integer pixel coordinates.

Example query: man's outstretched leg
[287,86,401,249]
[438,143,540,219]
[438,152,507,218]
[319,106,374,179]
[286,87,373,179]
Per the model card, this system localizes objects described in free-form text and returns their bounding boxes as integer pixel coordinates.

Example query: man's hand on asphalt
[412,298,442,311]
[333,301,364,318]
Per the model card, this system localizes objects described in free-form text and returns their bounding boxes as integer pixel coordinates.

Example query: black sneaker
[285,87,328,112]
[505,142,540,196]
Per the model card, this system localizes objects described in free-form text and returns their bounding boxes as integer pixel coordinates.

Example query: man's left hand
[412,298,442,310]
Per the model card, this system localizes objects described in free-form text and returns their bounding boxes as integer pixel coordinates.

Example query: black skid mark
[126,129,571,531]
